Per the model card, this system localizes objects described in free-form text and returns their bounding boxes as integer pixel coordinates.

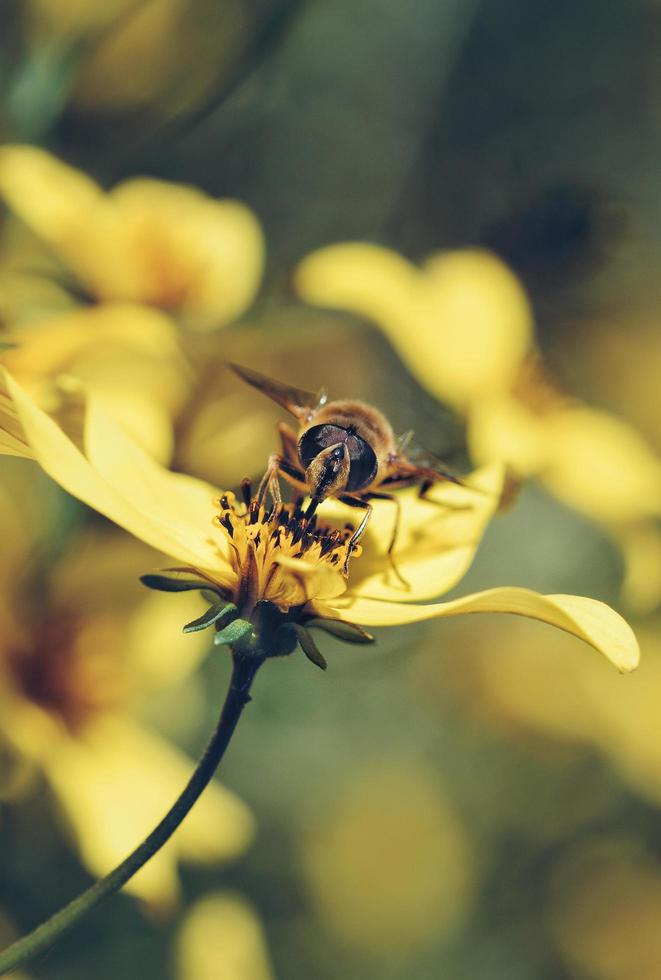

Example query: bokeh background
[1,1,661,977]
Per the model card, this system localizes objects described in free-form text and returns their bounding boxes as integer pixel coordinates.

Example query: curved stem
[0,652,262,977]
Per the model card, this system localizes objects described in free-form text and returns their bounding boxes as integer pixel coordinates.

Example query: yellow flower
[176,892,275,980]
[296,244,532,410]
[549,843,661,980]
[0,491,253,908]
[1,304,188,462]
[0,368,639,672]
[444,616,661,813]
[295,243,661,612]
[0,145,263,461]
[301,761,474,953]
[0,145,263,331]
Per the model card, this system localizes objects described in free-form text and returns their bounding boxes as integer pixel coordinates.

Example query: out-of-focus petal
[296,244,532,406]
[418,249,532,403]
[295,242,417,326]
[2,304,181,377]
[0,146,101,250]
[467,394,547,475]
[124,589,216,692]
[301,762,475,953]
[176,892,274,980]
[331,587,639,672]
[616,523,661,614]
[344,462,504,603]
[541,406,661,524]
[86,179,264,329]
[40,717,254,907]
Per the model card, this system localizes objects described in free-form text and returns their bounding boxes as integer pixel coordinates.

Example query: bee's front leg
[257,454,308,507]
[337,495,373,575]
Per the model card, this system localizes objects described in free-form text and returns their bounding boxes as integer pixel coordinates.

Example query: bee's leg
[257,455,306,508]
[256,454,283,507]
[277,422,301,467]
[363,491,410,589]
[417,479,471,511]
[337,495,372,575]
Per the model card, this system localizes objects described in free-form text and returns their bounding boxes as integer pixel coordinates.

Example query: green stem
[0,651,262,977]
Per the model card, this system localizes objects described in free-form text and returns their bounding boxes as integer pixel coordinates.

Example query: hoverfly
[228,363,469,579]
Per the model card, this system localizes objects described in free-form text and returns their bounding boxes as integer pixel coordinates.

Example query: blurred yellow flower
[296,244,532,410]
[0,488,253,907]
[0,368,639,671]
[0,145,263,461]
[549,843,661,980]
[176,892,275,980]
[1,304,188,462]
[296,243,661,611]
[446,616,661,813]
[301,762,474,953]
[0,145,264,331]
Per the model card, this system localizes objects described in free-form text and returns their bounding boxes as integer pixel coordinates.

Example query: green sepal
[306,617,374,644]
[183,602,237,634]
[213,619,254,647]
[140,574,220,594]
[293,624,328,670]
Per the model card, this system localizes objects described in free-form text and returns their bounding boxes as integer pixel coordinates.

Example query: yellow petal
[176,893,275,980]
[418,249,532,403]
[541,406,661,524]
[341,462,504,603]
[467,393,548,475]
[331,587,639,672]
[273,554,347,607]
[616,523,661,614]
[86,178,263,329]
[296,244,532,406]
[3,303,182,378]
[296,242,418,325]
[1,370,231,572]
[83,395,230,570]
[123,589,211,692]
[0,375,33,457]
[0,145,101,250]
[301,762,474,954]
[41,717,254,907]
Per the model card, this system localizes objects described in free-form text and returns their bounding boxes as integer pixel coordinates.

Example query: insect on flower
[228,363,476,579]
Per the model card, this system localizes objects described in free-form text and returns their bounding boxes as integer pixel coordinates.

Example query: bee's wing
[227,363,324,420]
[393,457,464,487]
[389,440,466,487]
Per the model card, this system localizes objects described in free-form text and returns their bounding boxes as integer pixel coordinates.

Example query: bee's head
[305,442,351,500]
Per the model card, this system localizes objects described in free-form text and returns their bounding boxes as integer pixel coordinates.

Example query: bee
[228,363,469,579]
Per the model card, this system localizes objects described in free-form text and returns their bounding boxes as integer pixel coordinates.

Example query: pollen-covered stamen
[213,493,358,610]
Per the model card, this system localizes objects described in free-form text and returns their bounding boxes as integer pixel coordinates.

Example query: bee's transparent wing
[227,363,324,419]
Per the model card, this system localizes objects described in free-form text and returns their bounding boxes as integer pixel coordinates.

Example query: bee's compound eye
[299,424,377,492]
[298,425,347,467]
[345,435,378,492]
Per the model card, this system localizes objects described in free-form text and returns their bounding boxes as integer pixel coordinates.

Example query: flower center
[215,490,356,612]
[7,607,124,733]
